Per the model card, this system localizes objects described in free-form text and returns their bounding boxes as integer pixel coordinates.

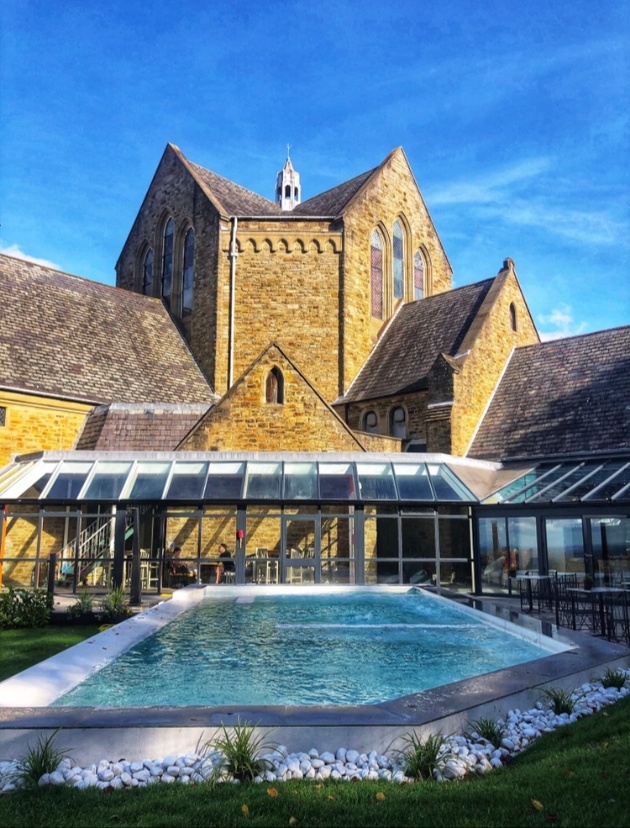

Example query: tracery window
[391,406,407,439]
[266,367,284,404]
[393,220,404,300]
[0,407,6,427]
[413,249,424,300]
[370,229,383,319]
[142,249,153,296]
[182,228,195,317]
[161,217,174,308]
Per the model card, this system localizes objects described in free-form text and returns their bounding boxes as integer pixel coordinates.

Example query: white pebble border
[1,672,629,794]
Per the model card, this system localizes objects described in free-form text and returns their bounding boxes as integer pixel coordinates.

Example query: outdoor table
[568,587,625,636]
[516,574,552,613]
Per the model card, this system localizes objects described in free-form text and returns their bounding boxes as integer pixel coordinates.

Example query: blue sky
[1,0,628,340]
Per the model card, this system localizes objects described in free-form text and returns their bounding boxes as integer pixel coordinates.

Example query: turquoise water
[53,592,551,707]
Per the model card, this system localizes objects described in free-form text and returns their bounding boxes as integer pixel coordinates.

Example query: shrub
[599,668,627,690]
[0,587,52,629]
[65,591,97,624]
[99,587,132,624]
[394,731,453,780]
[12,729,70,788]
[465,716,507,747]
[202,720,280,782]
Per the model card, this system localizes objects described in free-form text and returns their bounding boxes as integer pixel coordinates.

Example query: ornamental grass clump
[542,686,580,715]
[13,729,70,788]
[394,731,453,780]
[202,720,280,782]
[599,667,627,690]
[465,716,507,748]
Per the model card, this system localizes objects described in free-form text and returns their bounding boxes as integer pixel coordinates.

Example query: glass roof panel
[126,462,171,500]
[318,462,357,500]
[584,463,630,501]
[244,462,282,499]
[497,464,575,503]
[204,462,245,500]
[0,460,58,499]
[83,461,134,500]
[45,461,94,500]
[165,461,208,500]
[392,463,434,500]
[356,463,397,500]
[283,462,317,499]
[555,462,627,502]
[428,465,474,501]
[527,462,603,502]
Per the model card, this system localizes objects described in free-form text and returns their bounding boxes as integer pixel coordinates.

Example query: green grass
[0,626,99,682]
[1,696,629,827]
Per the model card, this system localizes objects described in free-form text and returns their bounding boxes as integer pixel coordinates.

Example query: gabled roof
[188,160,282,216]
[342,279,495,402]
[291,168,378,216]
[75,403,211,451]
[469,326,630,461]
[0,254,214,405]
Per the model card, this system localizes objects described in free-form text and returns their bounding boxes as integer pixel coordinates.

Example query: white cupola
[275,146,301,210]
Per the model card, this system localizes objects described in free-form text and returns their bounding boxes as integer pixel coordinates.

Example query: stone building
[0,145,628,594]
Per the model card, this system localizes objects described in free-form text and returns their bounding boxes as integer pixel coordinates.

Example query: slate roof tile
[469,327,630,460]
[342,279,494,402]
[75,404,210,450]
[0,254,214,405]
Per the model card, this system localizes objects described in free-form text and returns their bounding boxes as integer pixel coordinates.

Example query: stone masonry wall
[0,392,92,467]
[450,270,539,455]
[341,391,429,446]
[180,346,366,452]
[341,148,453,393]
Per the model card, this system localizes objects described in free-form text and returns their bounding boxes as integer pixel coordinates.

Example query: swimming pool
[52,588,566,707]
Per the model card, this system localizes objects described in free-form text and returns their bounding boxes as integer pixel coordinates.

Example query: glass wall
[477,516,538,593]
[589,517,630,586]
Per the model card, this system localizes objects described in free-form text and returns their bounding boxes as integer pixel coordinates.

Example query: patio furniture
[516,573,552,613]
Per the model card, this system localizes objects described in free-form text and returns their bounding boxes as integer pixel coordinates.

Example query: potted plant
[583,574,594,590]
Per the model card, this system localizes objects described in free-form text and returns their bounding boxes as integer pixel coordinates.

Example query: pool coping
[1,587,629,762]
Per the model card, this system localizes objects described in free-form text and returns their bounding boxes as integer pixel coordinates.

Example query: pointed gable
[342,279,494,402]
[179,343,368,452]
[469,326,630,460]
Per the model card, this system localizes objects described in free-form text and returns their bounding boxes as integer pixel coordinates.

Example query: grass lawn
[1,627,629,826]
[0,625,100,682]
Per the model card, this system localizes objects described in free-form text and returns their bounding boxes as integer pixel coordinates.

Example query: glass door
[283,516,317,584]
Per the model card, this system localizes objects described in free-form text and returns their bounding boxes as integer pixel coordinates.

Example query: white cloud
[428,158,551,206]
[0,244,60,270]
[538,303,589,341]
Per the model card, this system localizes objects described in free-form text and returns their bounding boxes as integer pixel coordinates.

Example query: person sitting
[215,543,235,583]
[168,547,195,587]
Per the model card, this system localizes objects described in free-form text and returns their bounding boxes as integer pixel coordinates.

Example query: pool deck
[1,587,628,764]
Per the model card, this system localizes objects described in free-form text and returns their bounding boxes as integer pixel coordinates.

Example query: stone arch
[265,366,285,404]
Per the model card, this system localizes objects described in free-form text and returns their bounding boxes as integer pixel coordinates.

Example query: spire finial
[286,143,291,159]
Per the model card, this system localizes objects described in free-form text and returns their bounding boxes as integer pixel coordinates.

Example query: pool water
[53,591,553,707]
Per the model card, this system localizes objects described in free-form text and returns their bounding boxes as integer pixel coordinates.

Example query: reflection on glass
[527,462,601,502]
[428,465,472,501]
[245,462,281,499]
[283,463,317,499]
[356,463,397,499]
[393,464,433,500]
[204,462,245,499]
[46,462,94,499]
[166,462,208,499]
[584,463,630,501]
[318,463,357,499]
[128,462,171,500]
[83,462,133,500]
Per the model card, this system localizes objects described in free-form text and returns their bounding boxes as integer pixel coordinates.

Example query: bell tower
[275,145,301,210]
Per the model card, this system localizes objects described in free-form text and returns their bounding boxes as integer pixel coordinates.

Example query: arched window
[285,184,291,198]
[161,217,174,307]
[364,411,378,434]
[265,367,284,404]
[509,302,517,332]
[393,220,404,300]
[413,249,424,300]
[390,406,407,439]
[142,248,153,296]
[182,227,195,317]
[370,229,383,319]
